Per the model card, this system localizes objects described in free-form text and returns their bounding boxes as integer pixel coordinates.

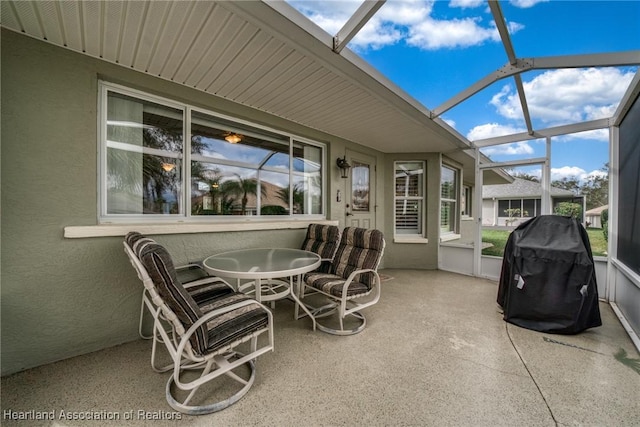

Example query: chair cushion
[138,243,208,355]
[305,272,370,297]
[187,279,235,306]
[125,231,155,254]
[199,293,270,353]
[331,227,385,288]
[301,224,341,260]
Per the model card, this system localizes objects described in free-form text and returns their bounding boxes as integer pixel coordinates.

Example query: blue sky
[286,0,640,182]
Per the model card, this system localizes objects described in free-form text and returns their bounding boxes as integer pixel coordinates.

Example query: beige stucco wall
[382,153,441,269]
[1,29,454,375]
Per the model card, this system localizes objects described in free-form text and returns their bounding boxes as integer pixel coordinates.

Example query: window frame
[440,164,460,236]
[98,81,327,224]
[462,184,473,218]
[393,160,426,240]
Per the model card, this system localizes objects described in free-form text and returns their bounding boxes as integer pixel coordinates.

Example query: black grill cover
[497,215,602,334]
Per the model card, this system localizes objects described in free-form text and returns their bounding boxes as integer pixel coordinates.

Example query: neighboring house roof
[242,181,288,209]
[585,205,608,215]
[483,178,578,199]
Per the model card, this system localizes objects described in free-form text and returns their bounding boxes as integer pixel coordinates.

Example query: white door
[345,149,376,229]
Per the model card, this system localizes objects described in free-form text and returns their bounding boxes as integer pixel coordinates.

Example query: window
[394,161,425,236]
[100,82,325,222]
[440,165,459,234]
[498,199,538,218]
[462,184,472,217]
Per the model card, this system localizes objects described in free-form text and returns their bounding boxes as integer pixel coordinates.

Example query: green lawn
[481,227,608,257]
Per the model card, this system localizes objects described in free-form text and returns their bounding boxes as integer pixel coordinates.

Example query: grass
[481,227,608,257]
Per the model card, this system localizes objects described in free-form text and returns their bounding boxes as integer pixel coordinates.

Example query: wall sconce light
[224,133,242,144]
[161,162,176,172]
[336,156,351,179]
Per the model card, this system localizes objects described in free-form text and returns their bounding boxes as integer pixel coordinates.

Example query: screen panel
[617,95,640,275]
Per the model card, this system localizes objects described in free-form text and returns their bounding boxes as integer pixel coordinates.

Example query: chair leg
[308,299,368,335]
[139,290,153,340]
[165,353,256,415]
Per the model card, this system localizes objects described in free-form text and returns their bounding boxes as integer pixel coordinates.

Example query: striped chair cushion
[301,224,341,274]
[305,272,369,297]
[125,231,232,298]
[301,224,341,259]
[138,243,208,354]
[330,227,385,288]
[137,242,267,356]
[199,293,269,353]
[305,227,384,298]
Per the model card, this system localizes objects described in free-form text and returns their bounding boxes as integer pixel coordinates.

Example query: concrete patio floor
[2,269,639,426]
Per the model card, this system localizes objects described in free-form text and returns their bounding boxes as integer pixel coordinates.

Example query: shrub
[601,208,609,241]
[554,202,582,219]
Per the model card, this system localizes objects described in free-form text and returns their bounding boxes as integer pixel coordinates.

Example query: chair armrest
[340,268,381,297]
[175,299,273,359]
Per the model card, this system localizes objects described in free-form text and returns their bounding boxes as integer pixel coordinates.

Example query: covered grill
[497,215,602,334]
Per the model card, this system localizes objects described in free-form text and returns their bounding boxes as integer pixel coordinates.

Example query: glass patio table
[203,248,321,328]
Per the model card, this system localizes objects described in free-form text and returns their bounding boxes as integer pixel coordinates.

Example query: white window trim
[64,219,339,239]
[98,81,327,224]
[440,163,460,236]
[393,160,426,240]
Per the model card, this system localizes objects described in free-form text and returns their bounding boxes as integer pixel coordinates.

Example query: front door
[345,149,376,229]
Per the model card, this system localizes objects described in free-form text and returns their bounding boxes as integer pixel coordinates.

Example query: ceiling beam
[432,59,532,117]
[333,0,386,54]
[432,51,640,118]
[489,0,516,65]
[472,118,612,148]
[613,69,640,126]
[489,0,534,135]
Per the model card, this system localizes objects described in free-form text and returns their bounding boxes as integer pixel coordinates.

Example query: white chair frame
[124,241,274,414]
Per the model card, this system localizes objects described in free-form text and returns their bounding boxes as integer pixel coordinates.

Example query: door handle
[346,212,353,216]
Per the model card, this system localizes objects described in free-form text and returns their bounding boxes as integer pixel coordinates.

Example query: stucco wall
[382,153,440,269]
[1,30,393,374]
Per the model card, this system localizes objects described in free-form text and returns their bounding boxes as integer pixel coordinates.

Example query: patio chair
[124,232,234,341]
[302,227,385,335]
[300,223,341,271]
[131,240,274,414]
[293,223,341,321]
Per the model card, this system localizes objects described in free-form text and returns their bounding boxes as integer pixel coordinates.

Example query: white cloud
[481,141,534,156]
[407,16,501,50]
[467,122,526,140]
[558,129,610,143]
[509,0,549,8]
[442,118,457,128]
[550,166,587,181]
[450,0,485,8]
[586,169,608,180]
[287,0,523,51]
[490,68,636,125]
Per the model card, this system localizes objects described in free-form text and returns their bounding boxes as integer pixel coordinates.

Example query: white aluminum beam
[472,118,612,148]
[533,51,640,69]
[333,1,386,54]
[478,157,547,170]
[513,74,533,134]
[433,51,640,117]
[432,60,533,117]
[489,0,517,65]
[613,69,640,126]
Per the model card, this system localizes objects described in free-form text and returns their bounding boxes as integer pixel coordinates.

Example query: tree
[222,174,266,215]
[512,171,539,182]
[601,208,609,242]
[504,208,528,226]
[580,163,609,210]
[277,184,304,214]
[551,176,581,195]
[554,202,582,219]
